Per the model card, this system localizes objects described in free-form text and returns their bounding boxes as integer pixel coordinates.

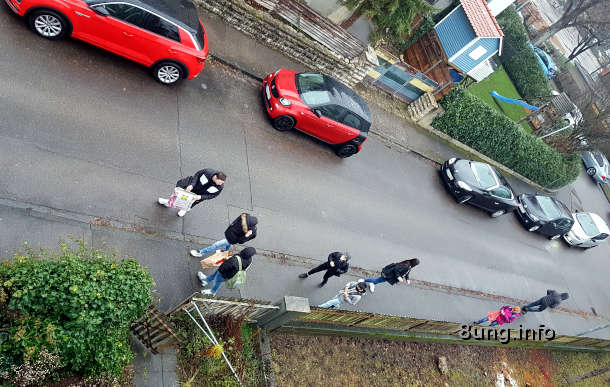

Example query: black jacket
[327,252,349,276]
[224,214,258,244]
[541,290,563,308]
[176,169,223,201]
[381,263,412,285]
[218,248,255,280]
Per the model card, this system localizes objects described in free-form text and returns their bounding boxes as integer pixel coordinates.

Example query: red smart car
[5,0,209,84]
[262,70,371,158]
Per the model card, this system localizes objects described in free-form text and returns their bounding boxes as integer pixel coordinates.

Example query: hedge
[0,241,154,383]
[496,6,551,99]
[433,87,580,189]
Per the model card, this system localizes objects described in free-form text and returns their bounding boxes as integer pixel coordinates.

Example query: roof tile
[460,0,504,38]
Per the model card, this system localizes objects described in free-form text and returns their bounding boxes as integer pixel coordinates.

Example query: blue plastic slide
[490,91,538,111]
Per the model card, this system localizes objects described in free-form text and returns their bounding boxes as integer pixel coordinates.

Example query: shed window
[469,46,488,60]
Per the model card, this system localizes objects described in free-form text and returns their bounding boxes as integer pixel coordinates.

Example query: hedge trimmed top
[433,87,579,189]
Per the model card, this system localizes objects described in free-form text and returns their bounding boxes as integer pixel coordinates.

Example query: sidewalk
[2,200,608,340]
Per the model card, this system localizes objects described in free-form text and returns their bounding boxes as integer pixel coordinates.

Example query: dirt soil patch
[270,333,610,386]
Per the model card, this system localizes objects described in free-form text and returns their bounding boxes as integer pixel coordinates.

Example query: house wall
[487,0,515,17]
[434,6,476,58]
[451,38,499,73]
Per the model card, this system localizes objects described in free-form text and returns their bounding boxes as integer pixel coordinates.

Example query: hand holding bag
[200,250,232,269]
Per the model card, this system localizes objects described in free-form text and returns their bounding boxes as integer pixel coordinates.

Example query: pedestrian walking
[299,252,350,287]
[158,168,226,217]
[197,247,256,296]
[473,305,521,327]
[364,258,420,286]
[190,213,258,257]
[522,290,569,313]
[318,279,374,309]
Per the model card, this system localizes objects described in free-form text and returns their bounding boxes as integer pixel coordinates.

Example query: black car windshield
[195,22,205,50]
[470,162,497,189]
[296,73,332,106]
[575,213,599,237]
[535,196,562,219]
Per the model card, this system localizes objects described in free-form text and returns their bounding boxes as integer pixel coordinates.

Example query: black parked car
[440,158,518,217]
[515,194,574,239]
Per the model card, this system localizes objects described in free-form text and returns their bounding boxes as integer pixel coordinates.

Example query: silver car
[581,151,609,184]
[563,212,610,249]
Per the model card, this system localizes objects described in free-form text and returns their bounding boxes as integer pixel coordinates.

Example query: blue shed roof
[434,6,476,59]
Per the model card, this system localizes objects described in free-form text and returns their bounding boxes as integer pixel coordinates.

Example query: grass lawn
[468,66,533,132]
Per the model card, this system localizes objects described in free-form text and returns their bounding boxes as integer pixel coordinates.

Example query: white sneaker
[157,198,170,207]
[369,283,375,293]
[201,289,214,296]
[177,209,187,217]
[190,250,203,258]
[197,271,207,282]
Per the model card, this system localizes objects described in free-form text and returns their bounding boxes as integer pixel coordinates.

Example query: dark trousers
[307,262,336,284]
[524,299,548,312]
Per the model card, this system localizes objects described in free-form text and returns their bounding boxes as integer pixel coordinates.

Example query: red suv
[5,0,209,85]
[263,70,370,158]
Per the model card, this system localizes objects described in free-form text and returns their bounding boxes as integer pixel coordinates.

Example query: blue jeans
[205,270,227,295]
[365,276,386,285]
[318,296,341,309]
[199,239,232,255]
[474,316,498,327]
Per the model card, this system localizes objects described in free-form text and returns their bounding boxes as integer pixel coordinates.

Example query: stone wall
[193,0,375,87]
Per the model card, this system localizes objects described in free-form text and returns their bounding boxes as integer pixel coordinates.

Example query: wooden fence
[294,307,610,350]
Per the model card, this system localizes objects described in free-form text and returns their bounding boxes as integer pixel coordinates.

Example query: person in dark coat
[364,259,420,286]
[522,290,569,313]
[298,252,350,287]
[190,213,258,257]
[197,247,256,296]
[158,168,226,217]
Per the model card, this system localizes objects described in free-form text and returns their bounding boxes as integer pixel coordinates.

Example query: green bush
[0,241,154,381]
[433,87,580,188]
[341,0,433,46]
[496,6,551,99]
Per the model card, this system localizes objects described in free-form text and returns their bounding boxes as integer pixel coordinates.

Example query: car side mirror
[90,5,110,16]
[311,108,321,118]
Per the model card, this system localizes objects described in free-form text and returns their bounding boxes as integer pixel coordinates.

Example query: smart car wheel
[29,10,69,40]
[490,209,506,218]
[456,195,472,204]
[272,115,295,132]
[335,143,358,158]
[153,61,183,85]
[549,234,561,240]
[586,167,596,176]
[528,225,540,232]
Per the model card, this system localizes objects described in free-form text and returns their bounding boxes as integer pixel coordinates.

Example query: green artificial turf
[468,66,533,132]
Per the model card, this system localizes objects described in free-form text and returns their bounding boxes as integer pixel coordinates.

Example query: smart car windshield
[296,73,331,106]
[575,213,600,237]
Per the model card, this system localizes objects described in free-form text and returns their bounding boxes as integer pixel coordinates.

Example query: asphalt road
[1,4,609,328]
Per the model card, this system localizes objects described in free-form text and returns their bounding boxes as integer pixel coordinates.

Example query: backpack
[225,255,247,289]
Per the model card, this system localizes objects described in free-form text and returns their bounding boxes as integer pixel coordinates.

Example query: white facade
[486,0,516,17]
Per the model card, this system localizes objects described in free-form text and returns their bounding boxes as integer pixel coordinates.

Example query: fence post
[257,296,310,332]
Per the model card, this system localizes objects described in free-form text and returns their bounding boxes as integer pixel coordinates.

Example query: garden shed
[434,0,504,80]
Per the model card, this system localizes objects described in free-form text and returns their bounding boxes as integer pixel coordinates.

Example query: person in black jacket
[197,247,256,296]
[364,258,420,286]
[190,213,258,257]
[298,252,350,287]
[158,168,226,217]
[522,290,569,313]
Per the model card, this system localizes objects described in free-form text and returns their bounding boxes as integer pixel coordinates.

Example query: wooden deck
[403,30,454,99]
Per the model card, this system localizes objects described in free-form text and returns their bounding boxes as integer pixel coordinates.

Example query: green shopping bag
[225,255,247,289]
